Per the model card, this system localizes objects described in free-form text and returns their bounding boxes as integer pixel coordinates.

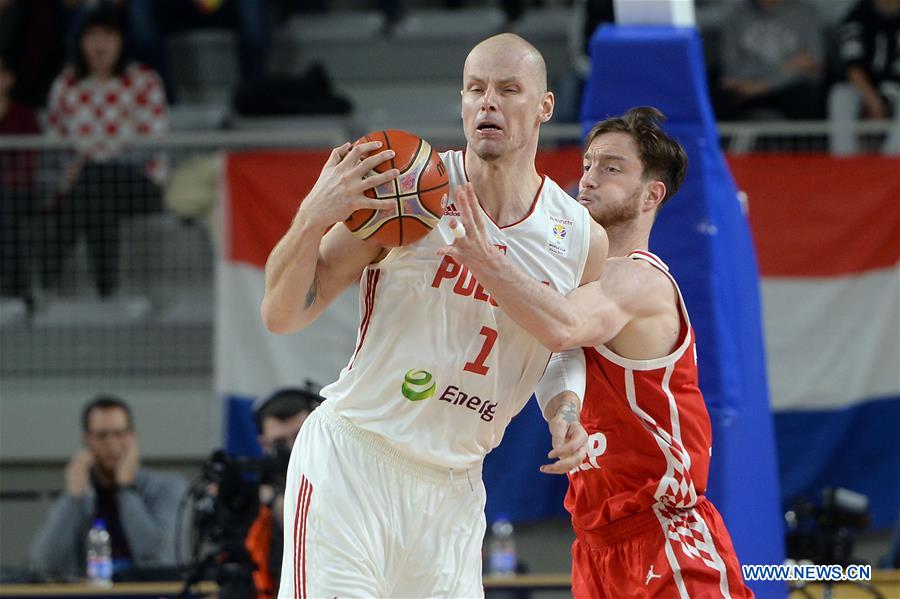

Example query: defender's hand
[297,141,401,231]
[540,392,588,475]
[437,183,503,266]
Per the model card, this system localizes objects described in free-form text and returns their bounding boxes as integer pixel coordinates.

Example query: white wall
[0,376,218,461]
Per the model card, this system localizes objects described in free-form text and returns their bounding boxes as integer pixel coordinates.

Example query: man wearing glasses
[29,395,187,580]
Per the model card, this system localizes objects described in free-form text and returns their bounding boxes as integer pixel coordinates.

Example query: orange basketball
[344,130,448,247]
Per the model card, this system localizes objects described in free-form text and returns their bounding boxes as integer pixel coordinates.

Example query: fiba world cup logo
[553,224,567,241]
[402,369,436,401]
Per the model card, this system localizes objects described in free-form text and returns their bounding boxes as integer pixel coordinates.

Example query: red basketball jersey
[565,250,713,530]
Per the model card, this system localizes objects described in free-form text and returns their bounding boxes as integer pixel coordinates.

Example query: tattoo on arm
[560,401,579,425]
[304,274,319,309]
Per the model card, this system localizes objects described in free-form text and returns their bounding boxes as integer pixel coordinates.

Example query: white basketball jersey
[321,150,592,468]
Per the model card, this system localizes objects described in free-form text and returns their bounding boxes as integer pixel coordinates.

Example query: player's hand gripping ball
[344,130,449,247]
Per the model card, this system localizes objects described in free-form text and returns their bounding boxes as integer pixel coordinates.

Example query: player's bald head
[464,33,548,93]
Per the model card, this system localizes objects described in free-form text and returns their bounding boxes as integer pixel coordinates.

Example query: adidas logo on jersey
[443,202,460,217]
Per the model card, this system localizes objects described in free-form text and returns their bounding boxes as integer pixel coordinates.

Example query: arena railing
[0,119,894,380]
[0,117,893,149]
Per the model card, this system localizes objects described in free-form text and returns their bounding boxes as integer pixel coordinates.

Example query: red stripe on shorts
[293,477,312,599]
[293,477,306,599]
[299,478,312,598]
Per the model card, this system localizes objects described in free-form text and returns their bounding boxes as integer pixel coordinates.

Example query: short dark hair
[584,107,688,209]
[73,5,129,81]
[253,387,322,434]
[82,395,133,432]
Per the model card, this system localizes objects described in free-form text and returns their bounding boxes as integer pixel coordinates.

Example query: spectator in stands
[61,1,124,59]
[29,395,187,579]
[246,386,321,598]
[126,0,269,102]
[0,54,40,309]
[0,0,66,107]
[42,5,167,298]
[712,0,826,121]
[828,0,900,154]
[558,0,615,123]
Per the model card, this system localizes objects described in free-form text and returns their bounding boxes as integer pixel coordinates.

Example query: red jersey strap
[628,249,670,272]
[592,250,693,369]
[628,249,691,330]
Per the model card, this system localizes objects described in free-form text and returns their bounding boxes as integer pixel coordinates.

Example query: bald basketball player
[262,34,607,597]
[440,107,754,598]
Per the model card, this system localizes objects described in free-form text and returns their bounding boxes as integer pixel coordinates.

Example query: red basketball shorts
[571,497,754,598]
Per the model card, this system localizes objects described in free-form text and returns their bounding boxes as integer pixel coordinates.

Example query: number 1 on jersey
[464,326,498,375]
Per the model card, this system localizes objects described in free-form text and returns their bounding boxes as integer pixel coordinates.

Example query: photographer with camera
[247,386,322,598]
[186,386,320,598]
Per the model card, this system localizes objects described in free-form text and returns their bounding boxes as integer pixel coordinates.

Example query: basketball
[344,130,449,247]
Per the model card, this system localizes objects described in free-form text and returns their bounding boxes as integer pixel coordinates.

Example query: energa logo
[402,369,436,401]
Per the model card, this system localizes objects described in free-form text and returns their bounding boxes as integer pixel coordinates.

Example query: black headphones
[252,380,323,434]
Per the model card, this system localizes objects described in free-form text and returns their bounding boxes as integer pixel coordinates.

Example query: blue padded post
[583,25,786,597]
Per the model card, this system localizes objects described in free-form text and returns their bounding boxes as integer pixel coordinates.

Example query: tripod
[180,539,257,599]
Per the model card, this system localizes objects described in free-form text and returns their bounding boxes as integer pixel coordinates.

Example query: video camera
[786,487,870,567]
[182,443,291,599]
[181,383,321,598]
[193,444,291,537]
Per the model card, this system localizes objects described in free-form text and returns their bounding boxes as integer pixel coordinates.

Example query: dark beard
[592,189,642,228]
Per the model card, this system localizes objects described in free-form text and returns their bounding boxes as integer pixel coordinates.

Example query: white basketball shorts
[278,400,487,598]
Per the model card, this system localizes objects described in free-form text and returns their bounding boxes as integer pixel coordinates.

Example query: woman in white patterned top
[43,5,169,298]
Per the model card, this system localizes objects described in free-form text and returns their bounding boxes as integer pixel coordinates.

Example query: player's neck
[465,151,542,227]
[606,223,651,258]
